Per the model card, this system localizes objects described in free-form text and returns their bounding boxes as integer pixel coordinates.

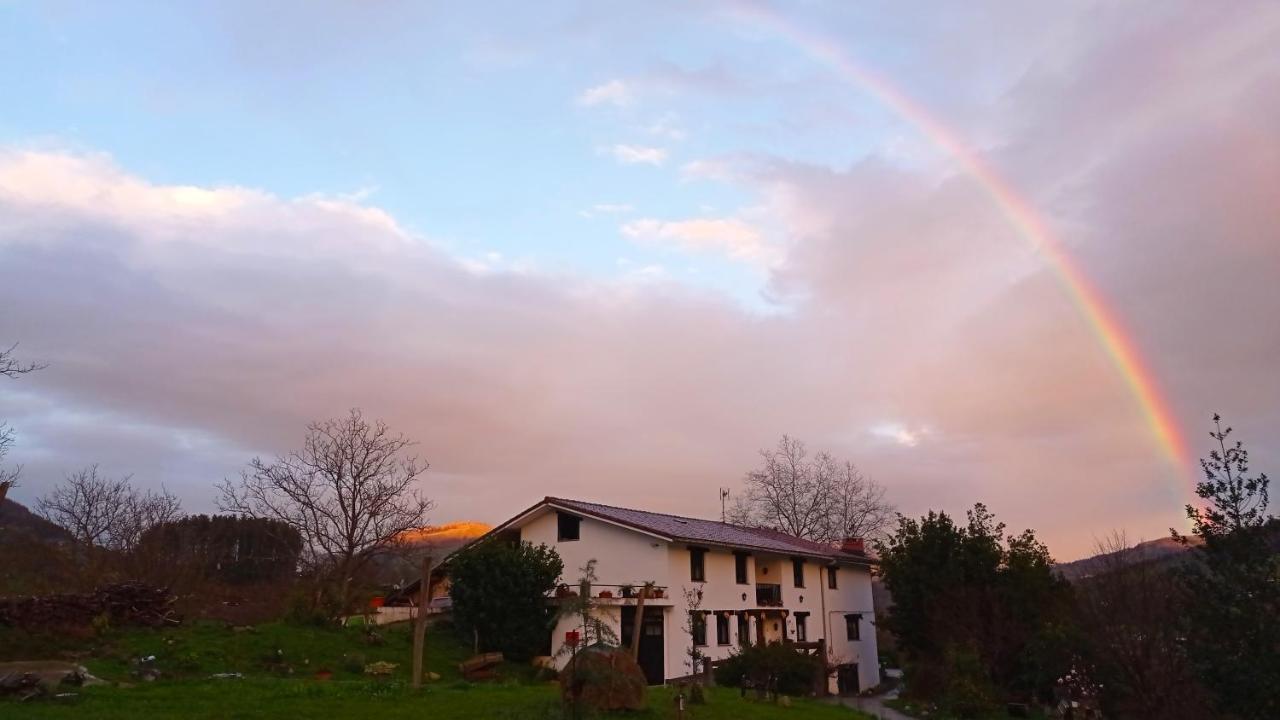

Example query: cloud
[579,203,635,218]
[645,114,687,141]
[621,217,781,268]
[3,3,1280,560]
[869,422,929,448]
[577,79,633,107]
[603,144,668,166]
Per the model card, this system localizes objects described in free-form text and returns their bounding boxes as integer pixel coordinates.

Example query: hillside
[368,520,492,586]
[1054,536,1199,581]
[0,498,71,543]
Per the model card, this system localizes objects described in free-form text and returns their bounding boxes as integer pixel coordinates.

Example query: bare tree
[729,436,894,544]
[36,465,182,585]
[825,459,893,542]
[217,409,434,616]
[1073,532,1210,719]
[0,343,45,504]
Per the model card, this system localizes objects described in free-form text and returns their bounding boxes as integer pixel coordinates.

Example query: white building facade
[477,496,880,694]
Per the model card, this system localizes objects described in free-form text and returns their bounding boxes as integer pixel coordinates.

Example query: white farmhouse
[478,496,879,694]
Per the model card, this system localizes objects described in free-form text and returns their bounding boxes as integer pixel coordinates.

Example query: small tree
[37,465,182,586]
[1074,533,1209,719]
[681,585,706,676]
[449,539,563,660]
[1174,415,1279,719]
[555,559,620,654]
[218,409,434,617]
[729,436,893,543]
[0,343,45,504]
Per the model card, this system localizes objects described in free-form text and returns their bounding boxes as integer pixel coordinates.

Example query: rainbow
[732,4,1192,476]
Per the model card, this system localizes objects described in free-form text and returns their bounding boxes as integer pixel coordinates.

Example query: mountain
[0,498,71,543]
[398,521,492,548]
[1054,536,1198,581]
[369,521,493,587]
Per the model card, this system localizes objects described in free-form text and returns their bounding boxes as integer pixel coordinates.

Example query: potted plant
[619,584,635,599]
[651,587,665,599]
[556,584,577,599]
[598,589,614,599]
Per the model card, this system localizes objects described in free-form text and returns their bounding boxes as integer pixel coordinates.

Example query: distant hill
[0,498,71,543]
[398,521,492,548]
[369,521,492,587]
[1054,536,1199,581]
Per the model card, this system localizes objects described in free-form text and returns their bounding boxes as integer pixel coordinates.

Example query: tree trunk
[412,555,433,688]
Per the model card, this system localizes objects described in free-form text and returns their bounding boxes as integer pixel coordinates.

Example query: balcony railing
[551,583,671,601]
[755,583,783,607]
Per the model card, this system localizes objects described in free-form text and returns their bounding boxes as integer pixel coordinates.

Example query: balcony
[755,583,783,607]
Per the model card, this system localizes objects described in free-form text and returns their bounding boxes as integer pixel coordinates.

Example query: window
[737,614,750,647]
[845,613,861,641]
[692,611,707,647]
[716,613,730,645]
[734,552,749,584]
[557,512,581,541]
[828,566,838,590]
[690,547,706,582]
[795,612,808,642]
[792,557,805,588]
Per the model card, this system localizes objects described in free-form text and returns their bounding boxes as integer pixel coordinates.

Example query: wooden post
[411,555,433,689]
[630,582,651,660]
[814,638,827,697]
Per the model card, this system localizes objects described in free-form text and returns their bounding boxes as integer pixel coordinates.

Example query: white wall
[517,507,879,689]
[520,508,671,588]
[819,562,879,692]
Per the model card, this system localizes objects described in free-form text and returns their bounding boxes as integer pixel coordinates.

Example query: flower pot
[369,596,385,609]
[598,590,613,598]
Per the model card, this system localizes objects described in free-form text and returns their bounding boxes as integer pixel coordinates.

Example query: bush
[714,642,823,696]
[449,539,562,661]
[940,645,1000,718]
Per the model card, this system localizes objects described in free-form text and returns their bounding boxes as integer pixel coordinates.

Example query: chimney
[840,537,866,555]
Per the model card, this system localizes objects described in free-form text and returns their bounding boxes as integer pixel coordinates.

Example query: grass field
[0,620,872,719]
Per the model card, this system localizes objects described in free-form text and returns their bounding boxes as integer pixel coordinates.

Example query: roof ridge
[547,495,835,545]
[547,496,735,528]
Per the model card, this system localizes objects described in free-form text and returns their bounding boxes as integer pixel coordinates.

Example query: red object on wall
[565,630,580,648]
[369,596,386,609]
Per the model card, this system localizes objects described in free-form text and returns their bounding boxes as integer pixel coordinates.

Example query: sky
[2,1,1278,560]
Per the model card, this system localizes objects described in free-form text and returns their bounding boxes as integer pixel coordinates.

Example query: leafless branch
[217,409,434,615]
[732,435,895,544]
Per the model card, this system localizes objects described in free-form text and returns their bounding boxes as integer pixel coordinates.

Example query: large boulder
[559,647,647,712]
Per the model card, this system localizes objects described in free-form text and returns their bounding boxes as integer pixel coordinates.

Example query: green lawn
[0,621,870,719]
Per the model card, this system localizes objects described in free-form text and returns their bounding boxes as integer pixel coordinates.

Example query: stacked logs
[0,583,177,630]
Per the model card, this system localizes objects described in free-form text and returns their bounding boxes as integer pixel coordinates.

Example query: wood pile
[458,652,503,680]
[0,583,177,629]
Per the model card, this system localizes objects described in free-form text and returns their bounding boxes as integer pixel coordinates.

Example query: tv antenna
[719,488,731,522]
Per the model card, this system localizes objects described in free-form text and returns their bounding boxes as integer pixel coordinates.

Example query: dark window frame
[690,547,707,582]
[734,552,749,584]
[692,611,708,647]
[715,613,730,645]
[737,614,750,647]
[845,613,861,641]
[792,557,806,588]
[795,612,809,642]
[828,566,838,589]
[557,512,581,542]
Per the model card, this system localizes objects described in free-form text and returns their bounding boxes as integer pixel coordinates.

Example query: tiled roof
[545,497,872,564]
